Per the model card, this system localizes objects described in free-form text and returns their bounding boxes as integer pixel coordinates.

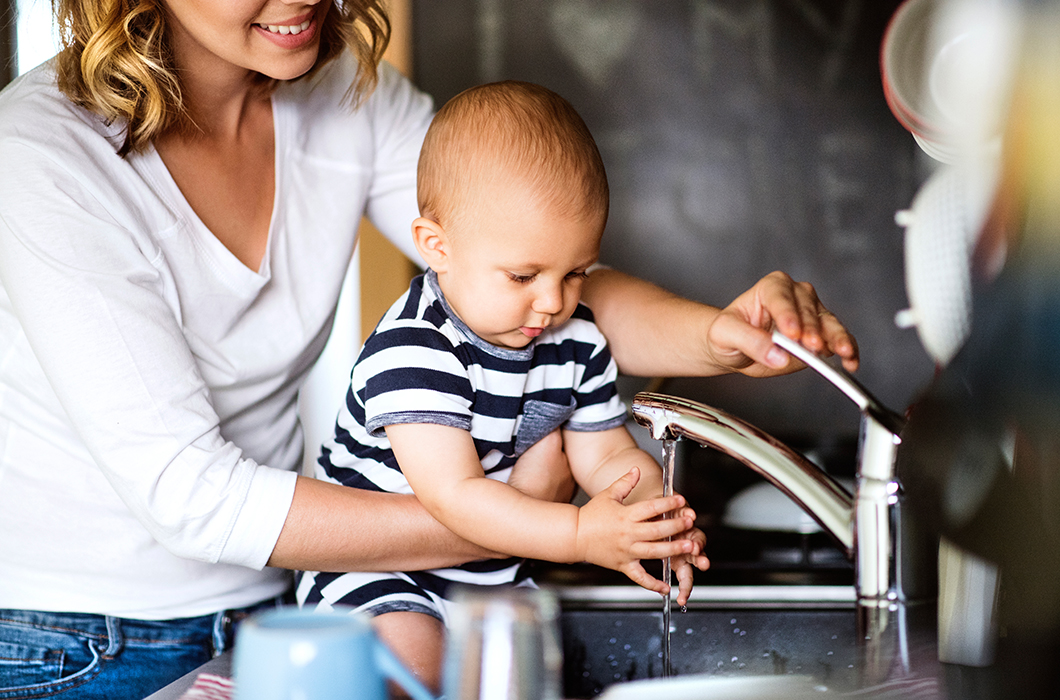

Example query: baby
[298,80,708,690]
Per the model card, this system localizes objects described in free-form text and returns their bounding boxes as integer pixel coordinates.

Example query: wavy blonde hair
[53,0,390,156]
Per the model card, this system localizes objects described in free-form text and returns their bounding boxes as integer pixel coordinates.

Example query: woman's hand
[582,268,858,379]
[706,270,859,377]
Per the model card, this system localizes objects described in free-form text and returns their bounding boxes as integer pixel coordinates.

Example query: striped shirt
[314,270,626,582]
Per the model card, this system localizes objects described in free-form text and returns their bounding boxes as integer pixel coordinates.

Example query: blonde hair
[52,0,390,156]
[417,81,609,231]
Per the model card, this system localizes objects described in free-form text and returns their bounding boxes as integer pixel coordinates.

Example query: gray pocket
[514,398,577,457]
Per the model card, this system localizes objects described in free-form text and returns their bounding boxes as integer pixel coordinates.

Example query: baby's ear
[411,217,450,272]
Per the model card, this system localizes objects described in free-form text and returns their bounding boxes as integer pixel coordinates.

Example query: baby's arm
[385,422,694,593]
[563,425,710,604]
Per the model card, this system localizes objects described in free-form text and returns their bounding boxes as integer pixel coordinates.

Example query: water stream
[661,438,676,677]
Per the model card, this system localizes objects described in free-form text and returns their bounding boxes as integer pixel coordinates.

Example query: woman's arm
[267,427,575,572]
[580,268,859,378]
[268,476,495,571]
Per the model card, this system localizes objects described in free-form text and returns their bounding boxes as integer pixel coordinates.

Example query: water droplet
[680,605,688,613]
[733,628,740,634]
[730,618,737,624]
[718,661,724,668]
[615,620,623,627]
[685,628,693,635]
[583,671,591,678]
[609,637,617,644]
[831,634,838,640]
[623,644,631,651]
[613,673,622,680]
[739,663,746,669]
[610,661,619,668]
[848,664,854,669]
[731,656,738,663]
[827,651,834,656]
[606,654,615,662]
[740,631,746,636]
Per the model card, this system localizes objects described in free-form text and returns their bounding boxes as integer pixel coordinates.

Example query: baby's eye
[566,270,590,280]
[507,272,536,284]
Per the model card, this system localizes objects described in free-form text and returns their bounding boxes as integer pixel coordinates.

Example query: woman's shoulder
[0,60,124,157]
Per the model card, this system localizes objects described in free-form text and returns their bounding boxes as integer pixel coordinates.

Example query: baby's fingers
[674,561,696,607]
[627,494,689,521]
[621,562,668,596]
[629,513,695,543]
[629,537,697,561]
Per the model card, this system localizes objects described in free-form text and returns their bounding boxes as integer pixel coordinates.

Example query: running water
[660,438,676,677]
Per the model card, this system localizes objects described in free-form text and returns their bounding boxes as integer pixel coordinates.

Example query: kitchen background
[411,0,935,441]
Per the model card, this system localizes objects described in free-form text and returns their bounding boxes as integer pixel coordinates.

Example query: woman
[0,1,857,697]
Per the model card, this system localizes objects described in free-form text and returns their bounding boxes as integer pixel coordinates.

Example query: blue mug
[233,606,436,700]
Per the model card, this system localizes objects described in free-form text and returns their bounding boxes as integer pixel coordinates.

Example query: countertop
[140,591,1030,700]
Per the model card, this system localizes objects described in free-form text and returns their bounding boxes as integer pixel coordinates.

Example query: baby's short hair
[417,81,609,230]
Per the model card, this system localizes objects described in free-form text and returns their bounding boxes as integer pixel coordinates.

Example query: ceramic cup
[233,606,435,700]
[442,586,563,700]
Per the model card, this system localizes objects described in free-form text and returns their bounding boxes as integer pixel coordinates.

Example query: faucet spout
[632,392,855,558]
[632,334,913,610]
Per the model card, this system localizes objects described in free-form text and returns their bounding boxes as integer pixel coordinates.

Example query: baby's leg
[372,611,445,697]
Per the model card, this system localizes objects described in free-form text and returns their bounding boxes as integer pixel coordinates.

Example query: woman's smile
[257,18,312,35]
[252,11,318,50]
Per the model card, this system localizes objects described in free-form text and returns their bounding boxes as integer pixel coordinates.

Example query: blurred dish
[881,0,1020,162]
[723,478,854,534]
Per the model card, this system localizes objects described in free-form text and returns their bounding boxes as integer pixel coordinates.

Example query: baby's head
[413,81,609,349]
[417,80,608,235]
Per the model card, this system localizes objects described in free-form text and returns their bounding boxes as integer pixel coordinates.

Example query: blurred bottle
[442,587,563,700]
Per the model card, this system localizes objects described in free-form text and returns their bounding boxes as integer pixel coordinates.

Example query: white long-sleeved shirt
[0,54,432,619]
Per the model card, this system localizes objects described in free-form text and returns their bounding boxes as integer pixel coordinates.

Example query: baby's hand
[667,510,709,606]
[574,468,699,594]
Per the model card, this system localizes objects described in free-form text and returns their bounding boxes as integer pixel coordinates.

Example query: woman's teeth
[261,19,311,35]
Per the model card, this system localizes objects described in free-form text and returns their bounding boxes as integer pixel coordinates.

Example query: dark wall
[413,0,936,442]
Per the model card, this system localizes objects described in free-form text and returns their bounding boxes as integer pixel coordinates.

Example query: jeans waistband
[0,594,290,657]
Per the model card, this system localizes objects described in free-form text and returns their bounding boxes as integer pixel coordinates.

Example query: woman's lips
[254,15,317,49]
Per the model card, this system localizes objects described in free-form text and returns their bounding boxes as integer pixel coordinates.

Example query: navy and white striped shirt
[315,270,627,577]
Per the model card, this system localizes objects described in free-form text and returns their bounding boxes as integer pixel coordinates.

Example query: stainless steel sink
[551,584,861,698]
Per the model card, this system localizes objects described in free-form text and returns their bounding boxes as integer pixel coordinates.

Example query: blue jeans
[0,596,288,699]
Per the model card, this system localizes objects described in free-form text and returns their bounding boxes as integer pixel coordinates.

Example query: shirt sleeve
[357,323,475,436]
[565,310,628,432]
[361,62,434,268]
[0,138,295,570]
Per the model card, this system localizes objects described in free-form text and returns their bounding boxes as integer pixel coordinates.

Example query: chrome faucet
[632,331,916,611]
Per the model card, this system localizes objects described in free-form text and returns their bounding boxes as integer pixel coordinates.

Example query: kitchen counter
[141,577,1037,700]
[140,592,955,700]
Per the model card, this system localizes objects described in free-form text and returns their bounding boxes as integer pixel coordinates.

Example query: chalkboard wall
[412,0,936,442]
